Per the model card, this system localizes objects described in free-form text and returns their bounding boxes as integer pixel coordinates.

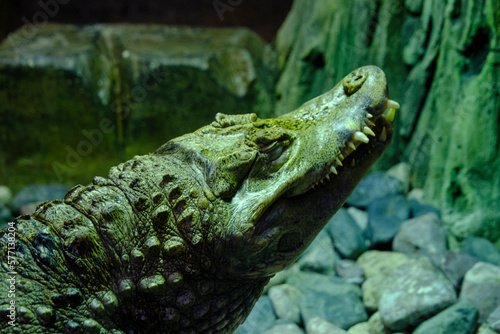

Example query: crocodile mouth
[297,98,399,195]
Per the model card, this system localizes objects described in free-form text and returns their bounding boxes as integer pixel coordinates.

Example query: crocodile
[0,65,398,333]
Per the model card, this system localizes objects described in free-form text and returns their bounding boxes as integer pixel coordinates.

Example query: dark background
[0,0,294,43]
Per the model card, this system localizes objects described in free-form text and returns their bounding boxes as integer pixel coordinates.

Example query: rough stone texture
[440,251,480,288]
[275,0,500,244]
[262,323,305,334]
[295,230,339,274]
[412,300,479,334]
[462,236,500,266]
[379,257,457,331]
[334,260,365,285]
[306,317,349,334]
[487,305,500,333]
[0,24,276,190]
[392,212,448,265]
[346,172,404,207]
[347,312,386,334]
[365,194,410,244]
[326,208,367,259]
[234,296,277,334]
[268,284,303,324]
[460,262,500,322]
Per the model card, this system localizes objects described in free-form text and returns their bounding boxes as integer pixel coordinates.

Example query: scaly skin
[0,66,397,333]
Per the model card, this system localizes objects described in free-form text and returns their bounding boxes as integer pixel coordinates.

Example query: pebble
[462,236,500,266]
[379,257,457,331]
[268,284,303,324]
[487,305,500,333]
[385,162,411,194]
[412,300,478,334]
[346,172,404,207]
[365,194,410,244]
[234,296,277,334]
[306,317,348,334]
[357,251,410,279]
[409,198,441,218]
[10,184,70,214]
[262,323,304,334]
[326,208,367,259]
[392,212,447,265]
[346,207,368,232]
[0,185,13,205]
[439,251,479,288]
[334,260,365,285]
[295,230,339,274]
[460,262,500,321]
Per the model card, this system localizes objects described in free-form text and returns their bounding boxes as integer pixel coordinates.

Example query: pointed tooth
[366,113,373,119]
[339,153,344,160]
[379,126,387,142]
[330,165,338,175]
[384,108,396,122]
[326,174,330,181]
[336,158,343,166]
[363,126,376,136]
[348,142,356,150]
[353,131,370,143]
[386,99,400,109]
[367,120,376,126]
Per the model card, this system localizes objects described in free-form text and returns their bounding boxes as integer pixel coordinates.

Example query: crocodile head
[159,65,398,279]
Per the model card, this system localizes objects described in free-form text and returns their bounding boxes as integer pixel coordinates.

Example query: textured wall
[275,0,500,245]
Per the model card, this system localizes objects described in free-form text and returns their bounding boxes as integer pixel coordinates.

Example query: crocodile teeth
[386,99,400,109]
[363,126,376,136]
[339,153,344,160]
[348,142,356,150]
[353,131,370,143]
[336,158,343,166]
[379,126,387,142]
[366,120,376,127]
[330,166,338,175]
[384,108,396,122]
[366,113,373,119]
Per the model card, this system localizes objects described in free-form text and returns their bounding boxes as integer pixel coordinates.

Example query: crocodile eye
[268,145,283,161]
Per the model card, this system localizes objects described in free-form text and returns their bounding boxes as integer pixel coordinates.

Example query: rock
[306,317,348,334]
[409,198,441,218]
[287,272,367,330]
[268,284,303,324]
[0,203,12,229]
[365,194,410,244]
[357,251,410,279]
[326,208,367,259]
[346,207,369,232]
[478,323,499,334]
[462,236,500,266]
[385,162,411,194]
[412,300,479,334]
[440,251,479,288]
[20,202,40,215]
[295,230,339,274]
[262,323,304,334]
[346,172,404,207]
[361,275,388,313]
[392,212,447,265]
[0,185,12,205]
[379,257,457,331]
[10,184,70,214]
[235,296,277,334]
[334,260,365,285]
[347,312,385,334]
[407,188,425,202]
[460,262,500,322]
[487,305,500,333]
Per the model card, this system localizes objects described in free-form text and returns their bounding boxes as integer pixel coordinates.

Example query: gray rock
[262,323,304,334]
[346,172,404,207]
[357,251,411,279]
[365,194,410,244]
[392,212,447,265]
[268,284,303,324]
[296,230,339,274]
[379,257,457,331]
[334,260,365,285]
[235,296,277,334]
[0,185,12,205]
[361,275,389,313]
[460,262,500,322]
[306,317,348,334]
[287,272,366,329]
[462,236,500,266]
[326,208,367,259]
[10,184,70,214]
[300,290,367,330]
[413,300,479,334]
[346,207,368,232]
[487,305,500,333]
[478,323,499,334]
[440,251,479,288]
[385,162,411,195]
[409,198,441,218]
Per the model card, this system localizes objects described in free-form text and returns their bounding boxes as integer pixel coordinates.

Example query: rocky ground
[1,163,499,334]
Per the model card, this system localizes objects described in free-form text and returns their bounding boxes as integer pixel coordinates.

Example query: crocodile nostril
[342,69,368,95]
